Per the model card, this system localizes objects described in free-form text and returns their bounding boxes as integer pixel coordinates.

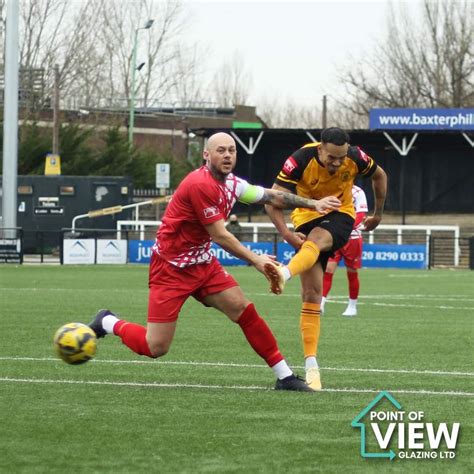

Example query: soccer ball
[53,322,97,365]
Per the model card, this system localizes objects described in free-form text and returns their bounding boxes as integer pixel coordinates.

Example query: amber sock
[299,302,321,358]
[288,241,321,277]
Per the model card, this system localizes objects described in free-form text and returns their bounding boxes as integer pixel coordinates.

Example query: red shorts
[147,253,238,323]
[329,237,363,269]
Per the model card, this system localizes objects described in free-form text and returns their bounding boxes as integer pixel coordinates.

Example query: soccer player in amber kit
[264,128,387,390]
[88,132,341,391]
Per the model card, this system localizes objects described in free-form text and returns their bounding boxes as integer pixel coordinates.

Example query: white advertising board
[96,239,127,264]
[63,239,95,264]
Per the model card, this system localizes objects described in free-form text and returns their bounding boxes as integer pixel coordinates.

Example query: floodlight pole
[52,64,60,154]
[2,0,19,238]
[128,19,154,145]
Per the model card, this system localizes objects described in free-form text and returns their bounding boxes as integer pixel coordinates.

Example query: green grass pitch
[0,265,473,473]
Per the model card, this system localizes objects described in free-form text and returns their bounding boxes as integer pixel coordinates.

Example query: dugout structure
[0,175,133,252]
[191,122,474,220]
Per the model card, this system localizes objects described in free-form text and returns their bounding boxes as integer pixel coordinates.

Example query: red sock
[347,271,360,299]
[323,272,334,297]
[237,303,283,367]
[114,321,153,358]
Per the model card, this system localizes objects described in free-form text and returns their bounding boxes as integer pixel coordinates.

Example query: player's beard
[208,162,233,182]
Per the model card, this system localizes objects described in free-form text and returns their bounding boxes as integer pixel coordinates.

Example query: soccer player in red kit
[88,132,341,391]
[321,185,368,316]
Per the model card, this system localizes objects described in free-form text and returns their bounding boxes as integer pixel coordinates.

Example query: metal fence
[1,226,473,269]
[429,236,471,269]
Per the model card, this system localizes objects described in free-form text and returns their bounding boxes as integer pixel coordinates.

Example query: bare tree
[327,105,367,130]
[14,0,203,110]
[140,0,184,106]
[340,0,473,117]
[170,44,206,107]
[211,52,253,107]
[97,0,203,109]
[258,96,323,129]
[18,0,104,109]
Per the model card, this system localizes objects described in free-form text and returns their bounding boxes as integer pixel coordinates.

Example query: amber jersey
[275,142,377,228]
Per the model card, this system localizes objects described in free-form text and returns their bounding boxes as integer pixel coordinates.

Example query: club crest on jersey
[341,171,351,182]
[283,157,297,174]
[203,206,219,218]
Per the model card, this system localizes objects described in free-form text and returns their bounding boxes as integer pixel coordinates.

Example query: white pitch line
[316,300,474,311]
[249,295,474,311]
[0,377,472,397]
[2,287,473,302]
[388,274,470,278]
[0,377,264,391]
[2,287,474,310]
[0,287,148,294]
[1,356,472,377]
[371,302,474,310]
[326,295,474,302]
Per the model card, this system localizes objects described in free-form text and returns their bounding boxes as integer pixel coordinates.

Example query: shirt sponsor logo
[203,206,219,218]
[283,157,297,175]
[358,147,370,163]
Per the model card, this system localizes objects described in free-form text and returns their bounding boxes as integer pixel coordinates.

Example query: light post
[128,19,154,145]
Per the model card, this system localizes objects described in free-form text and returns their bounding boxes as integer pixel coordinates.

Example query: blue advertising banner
[369,108,474,130]
[210,242,274,265]
[361,244,426,269]
[128,240,154,264]
[128,240,276,265]
[128,240,427,269]
[279,243,426,268]
[277,242,296,265]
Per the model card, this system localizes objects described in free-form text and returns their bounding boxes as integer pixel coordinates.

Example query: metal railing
[367,225,460,266]
[2,226,471,269]
[71,196,171,233]
[429,236,470,269]
[116,220,461,265]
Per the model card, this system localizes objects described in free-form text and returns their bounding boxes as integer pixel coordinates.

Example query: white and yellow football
[53,322,97,365]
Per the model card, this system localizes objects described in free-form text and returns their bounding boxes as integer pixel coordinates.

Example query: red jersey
[153,166,254,268]
[350,185,368,239]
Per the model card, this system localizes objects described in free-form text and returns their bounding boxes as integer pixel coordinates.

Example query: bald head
[203,132,237,181]
[205,132,236,152]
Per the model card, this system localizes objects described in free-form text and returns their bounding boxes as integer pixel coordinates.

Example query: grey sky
[182,0,422,107]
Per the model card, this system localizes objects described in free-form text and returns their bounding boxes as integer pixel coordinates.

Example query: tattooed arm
[237,181,340,248]
[263,184,341,249]
[258,184,341,213]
